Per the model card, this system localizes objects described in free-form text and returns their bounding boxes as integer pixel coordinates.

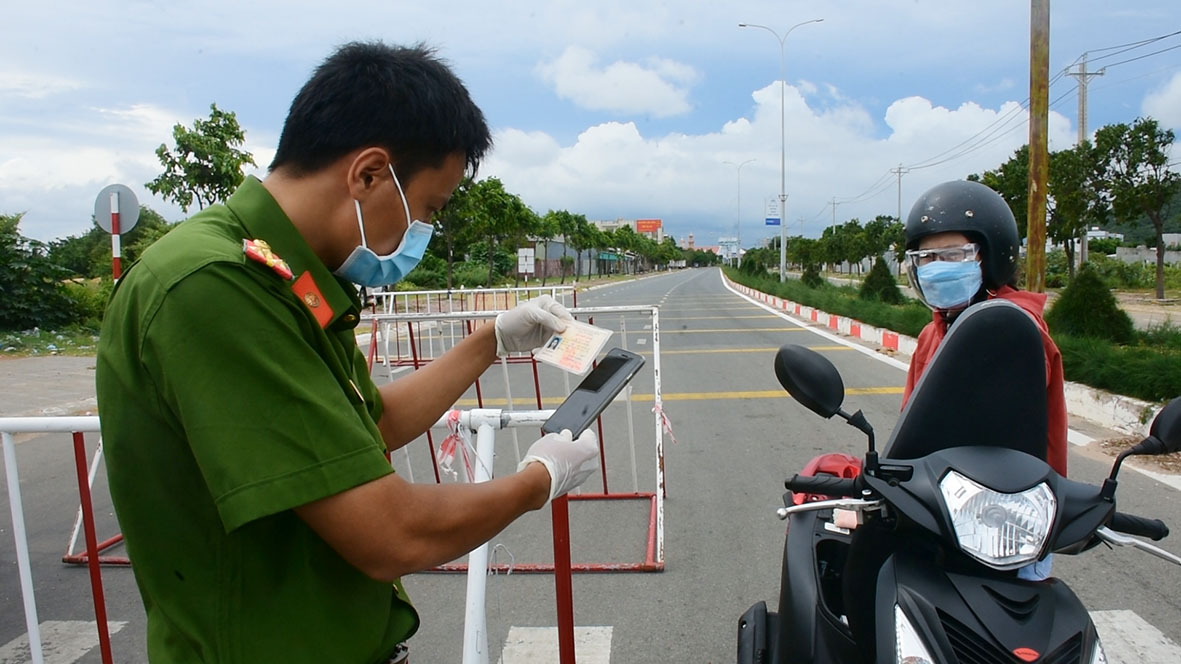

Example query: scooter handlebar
[1110,512,1170,541]
[785,474,861,499]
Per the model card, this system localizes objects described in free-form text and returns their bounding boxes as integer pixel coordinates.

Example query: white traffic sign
[93,184,139,234]
[518,247,536,274]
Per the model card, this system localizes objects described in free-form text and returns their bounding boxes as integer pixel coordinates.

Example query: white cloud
[536,46,698,117]
[0,70,85,99]
[1142,72,1181,130]
[0,101,274,241]
[483,82,1074,243]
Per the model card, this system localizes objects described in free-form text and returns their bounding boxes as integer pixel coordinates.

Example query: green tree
[547,210,583,284]
[971,145,1029,240]
[1048,141,1106,277]
[537,211,562,285]
[569,216,595,281]
[0,213,76,330]
[146,103,256,212]
[466,178,525,283]
[1094,118,1181,300]
[613,225,640,274]
[432,176,477,289]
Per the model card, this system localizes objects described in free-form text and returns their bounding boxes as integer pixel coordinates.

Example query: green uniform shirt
[96,177,418,663]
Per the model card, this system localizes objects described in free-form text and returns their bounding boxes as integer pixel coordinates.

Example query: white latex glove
[518,428,600,506]
[494,295,574,356]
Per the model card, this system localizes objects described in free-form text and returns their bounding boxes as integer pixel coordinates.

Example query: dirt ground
[1099,436,1181,473]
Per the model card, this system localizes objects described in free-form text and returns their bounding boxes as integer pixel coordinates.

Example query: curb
[725,277,1162,438]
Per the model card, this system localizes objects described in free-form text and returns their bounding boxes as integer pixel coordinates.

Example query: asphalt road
[1,266,1179,663]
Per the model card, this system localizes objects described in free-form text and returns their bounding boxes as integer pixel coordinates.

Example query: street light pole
[723,158,755,267]
[739,18,823,281]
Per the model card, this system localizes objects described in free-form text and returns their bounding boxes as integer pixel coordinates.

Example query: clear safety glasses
[905,243,980,268]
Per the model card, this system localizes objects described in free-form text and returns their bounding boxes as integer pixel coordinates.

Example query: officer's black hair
[269,41,491,182]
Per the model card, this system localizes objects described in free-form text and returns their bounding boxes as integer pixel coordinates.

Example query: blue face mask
[334,164,434,287]
[916,260,983,310]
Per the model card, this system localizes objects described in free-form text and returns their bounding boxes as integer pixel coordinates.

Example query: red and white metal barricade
[363,304,669,574]
[368,286,577,371]
[1,416,116,664]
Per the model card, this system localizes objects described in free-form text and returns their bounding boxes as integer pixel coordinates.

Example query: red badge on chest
[292,272,334,328]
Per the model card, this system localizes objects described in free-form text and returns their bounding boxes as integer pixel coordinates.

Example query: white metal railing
[368,286,577,368]
[1,416,110,664]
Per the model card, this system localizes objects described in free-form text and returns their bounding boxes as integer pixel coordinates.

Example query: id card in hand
[532,319,613,375]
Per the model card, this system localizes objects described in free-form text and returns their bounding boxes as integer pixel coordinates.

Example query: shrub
[1055,334,1181,402]
[1045,249,1070,288]
[859,255,903,304]
[61,279,113,329]
[801,264,824,288]
[404,253,447,289]
[452,261,494,288]
[1088,237,1119,256]
[1045,265,1135,344]
[1,214,77,331]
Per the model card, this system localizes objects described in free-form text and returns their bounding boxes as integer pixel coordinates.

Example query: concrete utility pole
[890,163,909,224]
[1067,54,1104,264]
[1026,0,1050,293]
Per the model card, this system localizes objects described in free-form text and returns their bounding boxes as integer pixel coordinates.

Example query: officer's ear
[347,148,392,202]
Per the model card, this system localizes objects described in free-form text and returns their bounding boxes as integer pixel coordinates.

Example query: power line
[1100,43,1181,69]
[828,28,1181,223]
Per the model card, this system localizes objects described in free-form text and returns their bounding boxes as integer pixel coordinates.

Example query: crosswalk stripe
[498,626,612,664]
[0,621,126,664]
[1091,609,1181,663]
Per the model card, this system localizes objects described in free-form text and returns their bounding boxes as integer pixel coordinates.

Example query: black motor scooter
[737,299,1181,664]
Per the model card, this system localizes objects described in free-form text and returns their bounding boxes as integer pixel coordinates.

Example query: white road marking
[1068,429,1094,446]
[0,621,127,664]
[498,626,612,664]
[1092,609,1181,664]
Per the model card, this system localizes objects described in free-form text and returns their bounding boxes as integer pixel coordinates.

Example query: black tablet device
[541,347,645,437]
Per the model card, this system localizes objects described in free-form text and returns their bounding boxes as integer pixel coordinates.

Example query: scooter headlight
[895,604,936,664]
[939,470,1056,569]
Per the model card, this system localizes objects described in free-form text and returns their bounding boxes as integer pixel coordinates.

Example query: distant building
[590,217,665,243]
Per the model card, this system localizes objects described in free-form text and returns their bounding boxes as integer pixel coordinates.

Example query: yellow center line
[636,346,852,355]
[640,327,807,334]
[451,386,902,407]
[656,315,783,320]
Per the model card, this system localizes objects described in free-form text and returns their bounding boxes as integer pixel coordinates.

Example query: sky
[3,1,1179,248]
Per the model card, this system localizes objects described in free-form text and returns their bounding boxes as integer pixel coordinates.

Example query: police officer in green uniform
[96,42,600,663]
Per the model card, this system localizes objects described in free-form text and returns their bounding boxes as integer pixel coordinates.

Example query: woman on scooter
[901,179,1068,580]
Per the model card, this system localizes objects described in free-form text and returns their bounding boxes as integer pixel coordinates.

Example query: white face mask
[334,164,434,287]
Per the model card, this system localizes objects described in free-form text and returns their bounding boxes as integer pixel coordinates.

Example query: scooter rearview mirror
[774,345,845,419]
[1103,397,1181,496]
[1148,396,1181,454]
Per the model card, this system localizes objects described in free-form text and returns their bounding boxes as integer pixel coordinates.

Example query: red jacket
[902,287,1068,476]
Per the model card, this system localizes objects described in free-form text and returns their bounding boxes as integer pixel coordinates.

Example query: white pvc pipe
[619,316,639,492]
[462,420,497,664]
[3,431,44,664]
[650,306,665,564]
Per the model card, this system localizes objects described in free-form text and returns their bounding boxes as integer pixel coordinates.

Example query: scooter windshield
[883,299,1048,462]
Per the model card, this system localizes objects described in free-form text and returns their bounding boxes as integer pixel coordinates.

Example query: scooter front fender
[872,551,1100,663]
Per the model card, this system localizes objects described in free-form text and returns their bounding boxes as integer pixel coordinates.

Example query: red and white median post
[93,184,139,281]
